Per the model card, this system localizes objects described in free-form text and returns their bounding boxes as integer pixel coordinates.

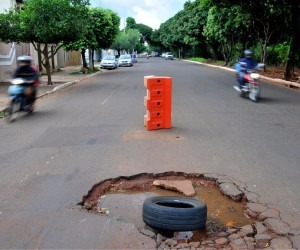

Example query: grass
[187,57,207,63]
[187,57,226,66]
[69,67,100,75]
[0,111,5,118]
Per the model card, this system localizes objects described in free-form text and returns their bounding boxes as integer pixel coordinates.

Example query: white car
[100,56,118,69]
[165,52,173,60]
[118,54,133,67]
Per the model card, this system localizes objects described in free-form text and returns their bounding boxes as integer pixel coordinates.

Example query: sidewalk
[0,65,101,112]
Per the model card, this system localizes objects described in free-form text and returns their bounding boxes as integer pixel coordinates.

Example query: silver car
[100,56,118,69]
[118,54,133,67]
[165,52,174,60]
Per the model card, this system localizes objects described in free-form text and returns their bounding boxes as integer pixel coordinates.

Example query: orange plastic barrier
[144,76,172,130]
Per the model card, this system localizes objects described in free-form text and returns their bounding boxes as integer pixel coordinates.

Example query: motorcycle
[233,63,264,102]
[5,78,35,122]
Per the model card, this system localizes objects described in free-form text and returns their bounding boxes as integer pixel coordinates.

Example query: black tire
[143,196,207,231]
[5,102,14,123]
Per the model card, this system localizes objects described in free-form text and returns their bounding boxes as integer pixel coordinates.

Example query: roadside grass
[0,111,5,118]
[70,68,100,75]
[187,57,227,67]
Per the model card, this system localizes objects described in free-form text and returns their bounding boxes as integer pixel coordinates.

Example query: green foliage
[188,57,225,66]
[135,23,153,44]
[0,111,5,119]
[153,0,298,72]
[111,16,151,53]
[187,57,207,63]
[64,7,120,52]
[19,0,89,44]
[3,0,91,84]
[70,67,99,74]
[267,42,290,66]
[126,17,136,31]
[135,42,146,54]
[112,29,140,53]
[203,5,251,64]
[0,10,21,43]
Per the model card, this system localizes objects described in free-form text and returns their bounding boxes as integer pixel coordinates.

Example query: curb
[184,59,300,89]
[39,70,102,98]
[38,80,79,98]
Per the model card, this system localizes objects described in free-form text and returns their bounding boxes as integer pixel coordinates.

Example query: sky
[90,0,187,30]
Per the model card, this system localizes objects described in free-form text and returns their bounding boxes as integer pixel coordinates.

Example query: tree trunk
[285,2,300,80]
[88,49,93,70]
[51,45,55,70]
[91,49,95,70]
[42,44,53,85]
[81,49,87,68]
[37,43,42,73]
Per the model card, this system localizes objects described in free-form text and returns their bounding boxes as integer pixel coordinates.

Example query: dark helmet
[17,55,32,65]
[244,50,252,57]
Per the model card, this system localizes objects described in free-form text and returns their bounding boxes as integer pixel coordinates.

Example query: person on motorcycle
[12,55,39,111]
[237,50,257,90]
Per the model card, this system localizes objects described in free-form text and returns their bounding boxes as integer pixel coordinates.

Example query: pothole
[79,172,295,249]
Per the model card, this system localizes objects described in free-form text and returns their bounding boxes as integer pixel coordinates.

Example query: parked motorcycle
[5,78,35,122]
[233,63,264,102]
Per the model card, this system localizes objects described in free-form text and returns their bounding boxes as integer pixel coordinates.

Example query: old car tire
[143,196,207,231]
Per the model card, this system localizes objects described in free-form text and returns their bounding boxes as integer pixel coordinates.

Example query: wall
[0,0,17,82]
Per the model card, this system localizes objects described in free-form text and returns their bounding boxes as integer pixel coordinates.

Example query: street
[0,57,300,248]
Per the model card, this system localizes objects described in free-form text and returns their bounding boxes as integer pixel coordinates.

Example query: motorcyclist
[12,55,39,111]
[237,50,257,90]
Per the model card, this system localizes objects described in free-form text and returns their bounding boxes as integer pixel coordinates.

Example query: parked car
[118,54,133,67]
[100,56,118,69]
[165,52,173,60]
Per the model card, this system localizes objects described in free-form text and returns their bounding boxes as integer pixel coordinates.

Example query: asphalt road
[0,57,299,248]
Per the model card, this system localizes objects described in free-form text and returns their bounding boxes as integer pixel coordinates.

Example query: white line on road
[102,92,115,105]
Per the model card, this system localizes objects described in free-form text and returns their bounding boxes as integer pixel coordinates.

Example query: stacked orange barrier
[144,76,172,130]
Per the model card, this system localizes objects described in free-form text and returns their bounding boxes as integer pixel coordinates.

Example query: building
[0,0,81,82]
[0,0,26,82]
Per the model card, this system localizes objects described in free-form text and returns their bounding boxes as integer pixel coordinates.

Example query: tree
[0,10,20,43]
[176,0,211,57]
[211,0,299,78]
[0,0,90,85]
[135,23,153,44]
[112,29,141,54]
[64,7,120,70]
[150,29,166,53]
[126,17,136,31]
[203,5,251,65]
[284,0,300,80]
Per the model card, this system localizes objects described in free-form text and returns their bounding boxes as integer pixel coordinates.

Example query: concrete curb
[184,59,300,89]
[39,80,79,98]
[39,70,102,98]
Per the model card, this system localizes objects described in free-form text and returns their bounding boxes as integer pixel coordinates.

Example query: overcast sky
[90,0,187,30]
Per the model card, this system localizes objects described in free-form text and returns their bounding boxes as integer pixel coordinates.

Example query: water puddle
[196,185,252,228]
[97,186,253,242]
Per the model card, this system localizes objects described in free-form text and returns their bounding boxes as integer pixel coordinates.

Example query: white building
[0,0,25,82]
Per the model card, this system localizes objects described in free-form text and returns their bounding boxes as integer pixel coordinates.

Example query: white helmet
[244,50,252,57]
[17,55,32,64]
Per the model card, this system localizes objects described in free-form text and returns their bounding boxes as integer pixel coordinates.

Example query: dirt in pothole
[80,172,254,242]
[80,172,217,211]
